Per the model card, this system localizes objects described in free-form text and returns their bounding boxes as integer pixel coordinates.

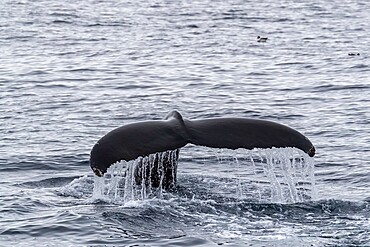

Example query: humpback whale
[90,111,315,189]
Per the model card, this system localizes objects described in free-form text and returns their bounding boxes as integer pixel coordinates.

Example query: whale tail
[185,117,315,157]
[90,111,315,182]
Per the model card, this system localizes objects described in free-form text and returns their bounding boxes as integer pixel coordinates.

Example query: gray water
[1,0,370,246]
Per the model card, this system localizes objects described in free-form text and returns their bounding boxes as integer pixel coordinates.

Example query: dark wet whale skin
[90,110,315,187]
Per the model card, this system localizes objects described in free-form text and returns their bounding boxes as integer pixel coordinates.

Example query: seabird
[257,36,268,42]
[348,52,360,56]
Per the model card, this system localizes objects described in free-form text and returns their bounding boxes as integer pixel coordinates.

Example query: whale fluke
[90,111,315,182]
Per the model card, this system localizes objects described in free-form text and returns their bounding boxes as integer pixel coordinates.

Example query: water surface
[1,0,369,246]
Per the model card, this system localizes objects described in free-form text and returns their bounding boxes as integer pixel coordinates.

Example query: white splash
[92,150,178,204]
[91,147,316,204]
[250,147,316,203]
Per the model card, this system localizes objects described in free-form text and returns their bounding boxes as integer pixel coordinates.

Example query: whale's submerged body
[90,111,315,190]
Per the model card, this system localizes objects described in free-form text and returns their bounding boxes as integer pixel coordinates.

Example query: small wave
[64,68,98,73]
[52,20,73,24]
[32,83,76,89]
[164,196,370,220]
[275,62,307,66]
[57,175,94,199]
[49,12,79,18]
[19,70,50,76]
[176,24,200,29]
[349,64,368,69]
[84,22,131,27]
[19,176,79,188]
[3,35,35,41]
[311,84,369,92]
[113,85,154,90]
[0,160,58,173]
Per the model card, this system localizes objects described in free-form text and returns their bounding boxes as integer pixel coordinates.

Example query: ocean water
[1,0,369,246]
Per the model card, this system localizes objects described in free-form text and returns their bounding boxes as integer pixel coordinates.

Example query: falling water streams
[92,148,316,204]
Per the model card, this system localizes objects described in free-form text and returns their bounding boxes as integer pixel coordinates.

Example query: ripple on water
[1,0,370,245]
